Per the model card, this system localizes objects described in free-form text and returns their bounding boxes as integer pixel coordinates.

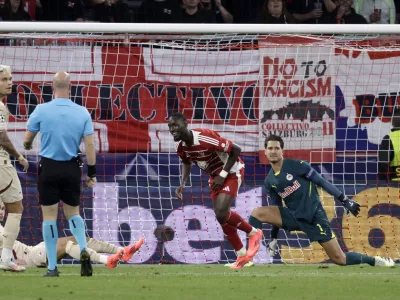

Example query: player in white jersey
[0,65,29,272]
[0,201,144,270]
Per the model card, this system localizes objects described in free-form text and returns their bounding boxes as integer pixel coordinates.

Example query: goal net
[2,23,400,264]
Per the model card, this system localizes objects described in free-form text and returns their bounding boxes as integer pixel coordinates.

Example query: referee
[23,72,97,277]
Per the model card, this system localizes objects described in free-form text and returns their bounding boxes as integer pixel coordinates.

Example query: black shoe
[80,249,92,277]
[43,267,60,277]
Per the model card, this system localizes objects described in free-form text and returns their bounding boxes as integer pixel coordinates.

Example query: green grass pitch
[1,265,399,300]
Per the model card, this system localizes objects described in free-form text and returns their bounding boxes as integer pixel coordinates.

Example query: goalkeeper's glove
[337,194,360,217]
[267,238,279,257]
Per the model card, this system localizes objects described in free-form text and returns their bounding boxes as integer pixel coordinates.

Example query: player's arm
[264,181,282,240]
[211,143,241,191]
[297,160,360,216]
[83,111,96,188]
[222,143,241,174]
[0,118,28,171]
[24,104,40,151]
[268,190,282,240]
[264,181,281,255]
[0,130,21,159]
[176,161,192,201]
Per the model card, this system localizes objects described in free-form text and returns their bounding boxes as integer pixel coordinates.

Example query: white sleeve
[0,111,6,132]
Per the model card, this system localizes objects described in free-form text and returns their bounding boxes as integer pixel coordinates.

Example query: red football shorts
[208,168,244,201]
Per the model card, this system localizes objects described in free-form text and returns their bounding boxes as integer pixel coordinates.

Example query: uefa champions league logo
[0,112,4,123]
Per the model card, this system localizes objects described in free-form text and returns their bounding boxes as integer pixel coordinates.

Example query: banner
[258,45,336,163]
[2,42,400,158]
[336,49,400,151]
[2,45,260,154]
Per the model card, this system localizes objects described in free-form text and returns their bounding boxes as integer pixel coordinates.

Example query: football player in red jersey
[168,112,263,269]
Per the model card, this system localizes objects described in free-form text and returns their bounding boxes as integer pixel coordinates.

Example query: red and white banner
[259,45,336,163]
[3,41,400,160]
[2,45,260,154]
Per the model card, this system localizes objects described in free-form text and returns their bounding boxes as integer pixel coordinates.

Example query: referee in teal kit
[23,72,97,277]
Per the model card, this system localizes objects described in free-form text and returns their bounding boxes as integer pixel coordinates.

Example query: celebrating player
[0,200,144,270]
[248,134,395,267]
[0,65,29,272]
[168,112,262,269]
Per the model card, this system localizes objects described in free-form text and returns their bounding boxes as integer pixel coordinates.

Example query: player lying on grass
[0,201,144,269]
[248,135,395,267]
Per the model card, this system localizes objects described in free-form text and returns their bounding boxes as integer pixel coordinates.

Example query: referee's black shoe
[80,249,92,277]
[43,267,60,277]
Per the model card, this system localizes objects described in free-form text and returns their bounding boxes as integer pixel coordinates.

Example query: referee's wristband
[219,170,228,178]
[87,165,96,178]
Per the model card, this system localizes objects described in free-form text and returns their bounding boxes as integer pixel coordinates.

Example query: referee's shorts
[37,157,82,206]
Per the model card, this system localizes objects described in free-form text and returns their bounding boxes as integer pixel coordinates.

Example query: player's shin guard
[1,213,22,262]
[68,215,88,252]
[345,252,375,266]
[225,211,253,234]
[66,241,108,265]
[43,220,58,270]
[87,238,120,254]
[222,223,244,252]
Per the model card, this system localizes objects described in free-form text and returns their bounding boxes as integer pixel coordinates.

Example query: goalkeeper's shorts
[279,205,335,243]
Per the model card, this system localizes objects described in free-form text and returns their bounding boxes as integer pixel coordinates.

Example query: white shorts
[0,165,23,204]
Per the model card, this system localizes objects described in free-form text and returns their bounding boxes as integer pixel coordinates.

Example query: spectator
[0,0,32,21]
[354,0,396,24]
[22,0,42,20]
[90,0,131,22]
[259,0,296,23]
[229,0,264,23]
[290,0,337,24]
[320,0,368,23]
[39,0,84,21]
[137,0,180,23]
[180,0,215,23]
[201,0,233,23]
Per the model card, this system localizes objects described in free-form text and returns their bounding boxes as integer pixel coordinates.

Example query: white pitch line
[0,272,398,277]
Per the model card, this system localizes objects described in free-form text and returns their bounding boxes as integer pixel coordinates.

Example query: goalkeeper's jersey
[264,158,321,222]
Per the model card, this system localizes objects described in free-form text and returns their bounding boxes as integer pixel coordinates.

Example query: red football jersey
[175,128,244,177]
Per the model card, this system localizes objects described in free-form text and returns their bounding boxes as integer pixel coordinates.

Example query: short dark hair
[170,111,187,122]
[264,135,284,149]
[392,108,400,128]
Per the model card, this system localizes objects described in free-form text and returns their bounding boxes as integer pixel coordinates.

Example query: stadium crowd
[0,0,399,24]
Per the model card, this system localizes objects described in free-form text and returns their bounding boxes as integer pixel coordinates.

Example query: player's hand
[267,238,279,257]
[212,175,225,191]
[18,155,29,171]
[338,195,360,217]
[86,176,97,188]
[23,142,32,150]
[176,185,185,201]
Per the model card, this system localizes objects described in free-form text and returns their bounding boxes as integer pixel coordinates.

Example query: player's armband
[299,160,314,179]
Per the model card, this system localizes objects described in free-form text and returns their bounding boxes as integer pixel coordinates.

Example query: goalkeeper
[0,201,144,270]
[249,135,394,267]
